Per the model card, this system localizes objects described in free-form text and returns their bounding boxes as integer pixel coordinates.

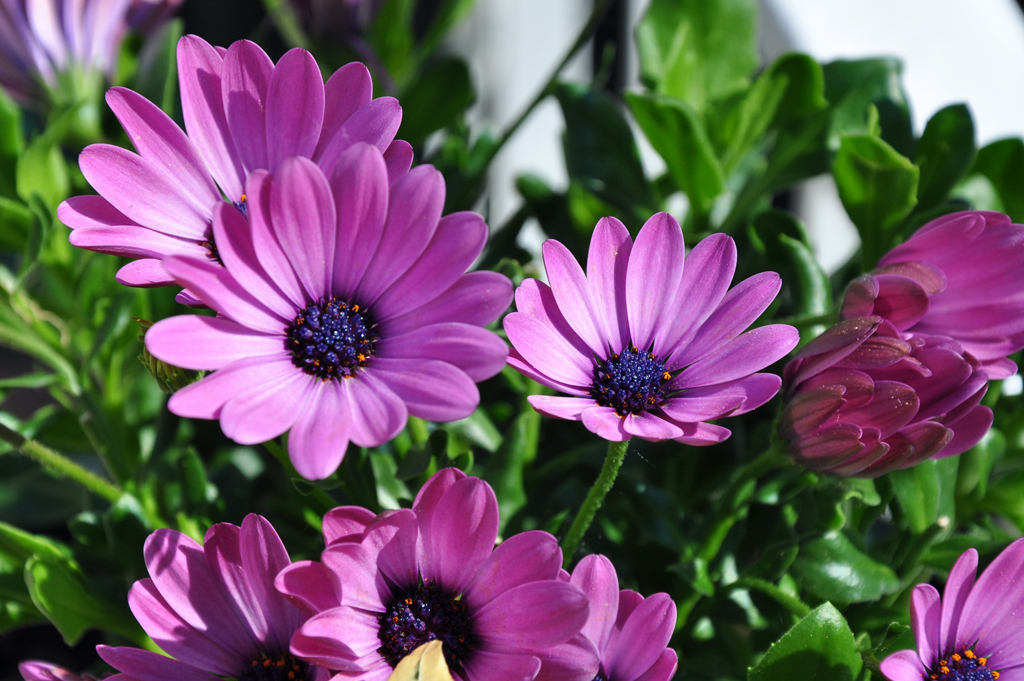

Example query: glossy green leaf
[791,531,899,603]
[891,457,958,534]
[398,58,475,143]
[972,138,1024,221]
[748,603,862,681]
[627,92,723,214]
[914,104,976,211]
[832,134,918,267]
[636,0,758,110]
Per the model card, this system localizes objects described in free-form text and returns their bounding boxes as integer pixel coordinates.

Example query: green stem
[261,0,310,49]
[561,439,629,567]
[0,423,122,502]
[480,0,616,170]
[732,577,812,617]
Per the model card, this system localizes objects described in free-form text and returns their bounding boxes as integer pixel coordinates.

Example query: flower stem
[561,439,629,567]
[0,422,122,502]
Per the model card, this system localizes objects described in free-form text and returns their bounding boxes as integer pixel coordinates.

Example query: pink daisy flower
[504,212,799,443]
[144,151,511,479]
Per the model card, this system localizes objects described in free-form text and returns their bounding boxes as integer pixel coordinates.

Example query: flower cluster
[781,211,1024,477]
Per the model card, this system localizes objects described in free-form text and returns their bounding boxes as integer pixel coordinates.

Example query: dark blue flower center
[199,226,222,265]
[286,297,377,380]
[238,653,309,681]
[589,345,672,417]
[378,582,477,673]
[929,648,998,681]
[234,193,249,219]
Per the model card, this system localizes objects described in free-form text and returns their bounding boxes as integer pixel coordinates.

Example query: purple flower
[97,515,328,681]
[881,539,1024,681]
[843,211,1024,379]
[780,316,993,477]
[19,662,92,681]
[143,153,511,479]
[504,213,799,443]
[0,0,134,106]
[275,468,599,681]
[60,35,407,303]
[569,554,678,681]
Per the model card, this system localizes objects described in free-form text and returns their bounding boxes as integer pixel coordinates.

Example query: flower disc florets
[589,346,671,416]
[928,648,997,681]
[377,582,477,672]
[286,297,376,380]
[239,654,310,681]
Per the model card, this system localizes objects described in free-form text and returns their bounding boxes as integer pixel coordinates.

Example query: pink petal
[625,213,685,351]
[475,580,590,651]
[318,97,402,176]
[314,62,372,162]
[246,170,307,309]
[581,406,630,441]
[543,239,607,356]
[322,506,377,545]
[168,356,290,420]
[674,325,799,388]
[320,544,387,612]
[343,370,408,447]
[512,278,593,360]
[940,548,978,656]
[633,650,678,681]
[203,522,274,645]
[570,554,619,653]
[422,477,499,595]
[146,315,284,371]
[290,607,380,669]
[222,40,273,173]
[219,364,315,444]
[462,651,541,681]
[96,646,220,681]
[239,514,304,651]
[503,312,594,388]
[116,258,176,287]
[464,531,563,612]
[910,584,942,670]
[385,271,513,335]
[266,48,324,169]
[527,395,594,421]
[330,143,390,298]
[587,217,633,353]
[383,140,414,184]
[377,323,508,382]
[288,380,351,480]
[621,413,684,441]
[370,358,479,422]
[269,156,336,299]
[605,593,676,681]
[879,650,927,681]
[274,560,341,615]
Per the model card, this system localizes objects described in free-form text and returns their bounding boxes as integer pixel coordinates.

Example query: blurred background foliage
[1,1,1024,680]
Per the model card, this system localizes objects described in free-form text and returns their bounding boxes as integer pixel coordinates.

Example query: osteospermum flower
[504,213,799,443]
[0,0,138,107]
[60,35,408,303]
[97,515,327,681]
[144,151,511,479]
[276,469,599,681]
[844,210,1024,379]
[780,316,992,477]
[881,539,1024,681]
[569,555,678,681]
[19,662,91,681]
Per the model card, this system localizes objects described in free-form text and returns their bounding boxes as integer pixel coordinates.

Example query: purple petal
[162,255,287,334]
[177,35,244,200]
[96,646,220,681]
[842,380,920,439]
[219,363,314,444]
[146,315,283,371]
[503,312,594,388]
[290,607,380,668]
[581,407,630,441]
[384,140,414,184]
[288,380,351,480]
[68,212,200,259]
[329,143,390,298]
[956,539,1024,658]
[203,522,274,645]
[369,358,478,422]
[910,584,941,671]
[317,97,402,176]
[320,544,387,612]
[880,650,927,681]
[372,509,420,590]
[266,48,324,169]
[168,356,290,420]
[787,317,881,387]
[106,87,220,214]
[238,514,303,652]
[375,211,489,321]
[633,649,678,681]
[587,217,633,353]
[142,529,258,658]
[413,467,467,518]
[274,560,341,615]
[527,395,594,420]
[509,350,590,397]
[79,144,209,239]
[246,170,307,308]
[671,271,782,367]
[377,323,508,382]
[322,506,377,545]
[940,548,978,656]
[937,406,993,459]
[314,62,372,162]
[343,370,408,447]
[270,157,336,299]
[475,580,590,651]
[18,661,82,681]
[570,554,619,654]
[674,422,731,446]
[531,635,601,681]
[356,165,445,305]
[222,40,273,173]
[465,531,563,612]
[625,213,685,351]
[674,325,799,388]
[605,593,676,681]
[652,233,736,358]
[422,477,499,595]
[543,239,607,356]
[463,651,541,681]
[386,271,513,335]
[116,259,177,287]
[658,392,746,423]
[513,278,593,360]
[621,413,684,441]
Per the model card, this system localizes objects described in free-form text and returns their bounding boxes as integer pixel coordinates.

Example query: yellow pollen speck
[965,651,976,659]
[663,371,671,380]
[993,671,1000,679]
[980,658,988,666]
[940,667,950,675]
[952,654,962,662]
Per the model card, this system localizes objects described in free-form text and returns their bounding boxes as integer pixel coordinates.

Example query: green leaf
[135,18,183,116]
[0,87,22,199]
[398,58,475,143]
[484,408,539,531]
[0,521,71,564]
[370,0,415,85]
[418,0,478,57]
[790,531,899,603]
[16,139,69,211]
[890,458,957,533]
[823,59,910,152]
[556,83,656,221]
[0,196,33,252]
[749,210,830,318]
[0,286,81,394]
[972,138,1024,221]
[446,409,502,454]
[914,104,976,212]
[626,92,724,215]
[832,134,918,267]
[24,554,142,645]
[748,603,862,681]
[636,0,758,110]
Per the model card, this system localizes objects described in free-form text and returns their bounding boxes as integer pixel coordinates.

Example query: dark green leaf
[791,531,899,603]
[749,210,830,318]
[0,521,71,564]
[890,458,957,534]
[370,0,415,85]
[972,138,1024,221]
[484,409,539,530]
[824,59,910,151]
[626,92,724,214]
[636,0,758,110]
[748,603,862,681]
[446,409,502,454]
[914,104,976,211]
[398,58,475,143]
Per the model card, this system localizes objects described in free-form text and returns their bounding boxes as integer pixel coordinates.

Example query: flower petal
[879,650,927,681]
[218,362,314,444]
[910,584,942,673]
[343,370,408,447]
[97,646,220,681]
[462,651,541,681]
[674,325,799,388]
[238,514,304,652]
[581,406,630,441]
[266,48,324,169]
[146,315,283,371]
[940,548,978,657]
[622,413,684,441]
[314,62,373,162]
[570,554,619,654]
[290,607,379,668]
[626,213,685,351]
[222,40,273,173]
[587,217,633,353]
[465,531,563,612]
[246,170,307,308]
[329,142,390,298]
[503,312,594,388]
[377,323,508,382]
[384,140,414,184]
[270,156,336,299]
[288,380,351,480]
[386,271,512,335]
[274,560,341,615]
[527,395,594,420]
[422,477,499,595]
[543,239,607,356]
[318,97,402,176]
[606,593,676,681]
[475,580,590,651]
[323,506,378,545]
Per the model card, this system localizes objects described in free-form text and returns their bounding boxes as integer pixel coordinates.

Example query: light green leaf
[748,603,862,681]
[790,531,899,603]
